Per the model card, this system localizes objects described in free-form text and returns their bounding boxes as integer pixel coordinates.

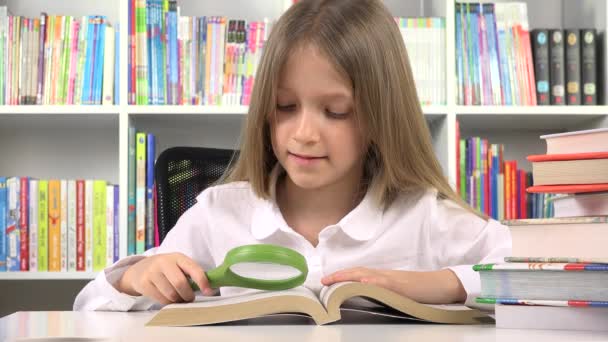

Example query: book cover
[146,133,155,250]
[67,180,77,272]
[6,177,20,271]
[0,177,7,271]
[494,304,608,332]
[531,29,549,105]
[60,180,67,272]
[106,184,114,267]
[581,29,597,105]
[76,180,85,271]
[19,177,29,270]
[565,29,581,105]
[128,126,136,255]
[136,132,146,254]
[38,180,48,272]
[48,180,61,271]
[146,282,490,326]
[549,29,565,105]
[527,184,608,194]
[93,180,107,272]
[28,179,38,272]
[85,180,94,271]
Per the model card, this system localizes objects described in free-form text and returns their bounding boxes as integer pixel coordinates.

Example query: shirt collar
[251,165,383,242]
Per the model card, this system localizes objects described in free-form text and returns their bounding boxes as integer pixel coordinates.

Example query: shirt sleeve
[73,191,216,312]
[430,197,512,308]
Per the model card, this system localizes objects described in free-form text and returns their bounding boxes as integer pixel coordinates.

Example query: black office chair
[154,146,237,243]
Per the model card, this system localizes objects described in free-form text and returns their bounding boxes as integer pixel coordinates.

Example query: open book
[146,282,491,326]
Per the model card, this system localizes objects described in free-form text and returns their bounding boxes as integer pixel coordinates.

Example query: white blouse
[74,169,512,311]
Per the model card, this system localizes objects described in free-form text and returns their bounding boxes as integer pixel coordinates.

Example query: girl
[75,0,510,311]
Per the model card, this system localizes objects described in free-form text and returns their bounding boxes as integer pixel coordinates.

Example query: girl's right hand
[116,252,213,305]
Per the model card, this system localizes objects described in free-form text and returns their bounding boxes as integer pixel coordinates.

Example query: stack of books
[474,258,608,331]
[505,127,608,258]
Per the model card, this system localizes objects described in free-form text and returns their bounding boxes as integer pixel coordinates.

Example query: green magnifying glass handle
[188,244,308,291]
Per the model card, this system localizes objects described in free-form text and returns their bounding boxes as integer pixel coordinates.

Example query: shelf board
[127,105,449,116]
[0,105,120,115]
[0,272,98,280]
[455,105,608,115]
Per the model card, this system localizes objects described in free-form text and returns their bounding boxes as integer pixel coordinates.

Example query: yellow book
[146,283,490,326]
[37,180,49,272]
[48,180,61,271]
[93,180,107,271]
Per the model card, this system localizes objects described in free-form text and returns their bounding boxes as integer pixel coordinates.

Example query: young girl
[75,0,510,311]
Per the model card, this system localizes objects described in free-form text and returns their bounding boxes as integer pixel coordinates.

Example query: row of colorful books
[455,2,599,106]
[127,128,158,255]
[456,122,555,220]
[0,8,119,105]
[396,17,446,106]
[128,0,269,106]
[0,178,119,272]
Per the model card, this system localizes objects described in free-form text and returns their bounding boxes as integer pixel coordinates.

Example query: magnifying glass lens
[229,262,303,281]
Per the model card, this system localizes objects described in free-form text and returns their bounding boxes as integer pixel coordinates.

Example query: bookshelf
[0,0,607,316]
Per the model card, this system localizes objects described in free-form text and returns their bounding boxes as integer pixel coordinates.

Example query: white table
[1,311,607,342]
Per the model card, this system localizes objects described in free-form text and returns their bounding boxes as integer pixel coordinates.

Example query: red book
[527,184,608,194]
[528,152,608,162]
[519,169,527,219]
[19,178,29,271]
[76,180,85,271]
[511,161,517,219]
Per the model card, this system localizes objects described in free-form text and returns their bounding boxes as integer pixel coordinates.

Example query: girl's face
[270,43,366,191]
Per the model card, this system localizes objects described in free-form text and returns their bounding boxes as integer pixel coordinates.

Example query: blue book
[0,177,7,271]
[82,17,94,104]
[167,2,178,104]
[95,17,107,105]
[145,133,155,249]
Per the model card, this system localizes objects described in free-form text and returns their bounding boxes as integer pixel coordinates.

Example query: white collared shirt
[74,168,512,311]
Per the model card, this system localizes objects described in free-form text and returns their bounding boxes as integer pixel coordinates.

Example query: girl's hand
[321,267,466,304]
[116,252,213,305]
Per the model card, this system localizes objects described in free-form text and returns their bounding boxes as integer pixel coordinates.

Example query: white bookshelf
[0,0,606,285]
[0,272,97,280]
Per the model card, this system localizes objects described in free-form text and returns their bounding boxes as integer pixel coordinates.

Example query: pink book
[67,20,80,104]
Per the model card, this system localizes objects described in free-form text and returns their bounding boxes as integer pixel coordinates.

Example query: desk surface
[1,311,607,342]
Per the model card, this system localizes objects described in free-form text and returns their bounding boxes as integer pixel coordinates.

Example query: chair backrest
[155,146,236,243]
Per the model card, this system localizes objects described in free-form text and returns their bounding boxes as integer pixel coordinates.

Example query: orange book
[527,152,608,162]
[48,180,61,271]
[511,161,517,219]
[527,184,608,194]
[505,161,511,220]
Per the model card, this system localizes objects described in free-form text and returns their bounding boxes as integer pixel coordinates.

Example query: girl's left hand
[321,267,466,304]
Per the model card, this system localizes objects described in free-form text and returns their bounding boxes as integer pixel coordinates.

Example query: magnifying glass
[189,244,309,292]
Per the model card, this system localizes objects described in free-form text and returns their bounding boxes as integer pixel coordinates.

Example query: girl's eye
[276,104,296,112]
[326,109,349,118]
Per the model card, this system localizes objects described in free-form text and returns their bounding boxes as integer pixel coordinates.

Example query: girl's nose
[293,109,321,144]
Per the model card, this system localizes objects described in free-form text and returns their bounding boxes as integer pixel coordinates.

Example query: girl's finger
[164,264,196,302]
[150,272,182,303]
[141,279,173,305]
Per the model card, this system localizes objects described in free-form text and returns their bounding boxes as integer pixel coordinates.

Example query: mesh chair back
[155,147,236,243]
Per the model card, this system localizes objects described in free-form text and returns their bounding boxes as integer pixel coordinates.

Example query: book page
[162,286,320,310]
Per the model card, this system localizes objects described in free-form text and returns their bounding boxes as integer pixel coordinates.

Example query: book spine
[128,127,136,255]
[0,177,6,271]
[28,179,38,272]
[532,29,549,105]
[146,133,155,250]
[76,180,85,271]
[36,14,46,104]
[106,184,114,267]
[114,185,119,263]
[136,132,146,254]
[549,30,566,105]
[103,24,115,104]
[565,29,581,105]
[19,177,29,270]
[93,180,107,272]
[85,180,93,272]
[48,180,60,271]
[38,180,48,272]
[581,29,597,105]
[6,177,20,271]
[67,180,77,272]
[60,180,67,272]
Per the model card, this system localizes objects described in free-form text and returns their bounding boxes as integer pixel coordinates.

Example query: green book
[93,180,107,272]
[38,180,49,271]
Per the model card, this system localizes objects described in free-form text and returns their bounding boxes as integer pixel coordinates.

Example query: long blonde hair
[225,0,481,216]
